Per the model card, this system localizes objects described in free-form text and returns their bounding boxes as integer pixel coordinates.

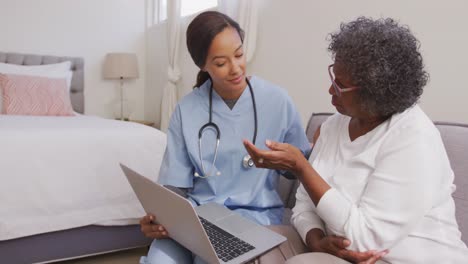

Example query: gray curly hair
[328,17,429,116]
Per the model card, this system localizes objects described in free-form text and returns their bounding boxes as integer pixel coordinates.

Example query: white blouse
[291,105,468,263]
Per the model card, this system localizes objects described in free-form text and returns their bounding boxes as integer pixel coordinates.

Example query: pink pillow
[0,74,74,116]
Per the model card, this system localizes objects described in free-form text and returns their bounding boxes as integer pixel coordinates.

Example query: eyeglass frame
[328,64,360,96]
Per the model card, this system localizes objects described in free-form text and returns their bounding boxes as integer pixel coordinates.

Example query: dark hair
[328,17,429,116]
[186,11,244,88]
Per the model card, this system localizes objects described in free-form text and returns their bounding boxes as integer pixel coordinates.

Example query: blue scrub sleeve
[278,96,312,179]
[158,105,194,188]
[284,97,311,155]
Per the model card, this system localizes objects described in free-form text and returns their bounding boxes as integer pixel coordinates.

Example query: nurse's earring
[242,155,255,168]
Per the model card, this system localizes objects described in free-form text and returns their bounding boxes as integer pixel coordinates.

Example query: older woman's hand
[357,250,388,264]
[242,139,309,175]
[317,235,387,263]
[306,228,388,263]
[306,230,388,263]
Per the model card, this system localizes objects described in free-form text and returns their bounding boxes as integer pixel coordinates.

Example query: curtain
[218,0,259,63]
[159,0,182,132]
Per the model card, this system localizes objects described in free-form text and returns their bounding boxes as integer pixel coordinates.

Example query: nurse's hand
[139,214,169,239]
[243,139,309,176]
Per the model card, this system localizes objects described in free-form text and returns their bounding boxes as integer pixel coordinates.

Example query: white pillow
[0,61,73,91]
[0,61,71,73]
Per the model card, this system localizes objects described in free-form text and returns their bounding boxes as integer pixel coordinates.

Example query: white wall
[0,0,147,119]
[146,0,468,127]
[249,0,468,125]
[10,1,460,124]
[4,1,463,126]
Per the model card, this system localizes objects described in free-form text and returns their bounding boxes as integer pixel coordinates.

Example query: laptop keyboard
[199,216,255,262]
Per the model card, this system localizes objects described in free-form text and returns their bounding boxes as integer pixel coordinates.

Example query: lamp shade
[103,53,139,79]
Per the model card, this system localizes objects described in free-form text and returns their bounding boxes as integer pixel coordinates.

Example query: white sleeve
[291,183,325,244]
[315,128,439,251]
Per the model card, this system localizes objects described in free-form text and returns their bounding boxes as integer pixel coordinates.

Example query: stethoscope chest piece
[242,154,255,169]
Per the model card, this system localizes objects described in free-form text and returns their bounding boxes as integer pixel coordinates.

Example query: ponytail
[194,70,211,88]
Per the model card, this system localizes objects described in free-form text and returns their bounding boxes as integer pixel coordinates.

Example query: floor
[57,247,146,264]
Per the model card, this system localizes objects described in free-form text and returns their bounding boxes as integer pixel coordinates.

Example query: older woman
[244,17,468,264]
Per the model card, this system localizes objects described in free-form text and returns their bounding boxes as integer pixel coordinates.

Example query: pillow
[0,74,74,116]
[0,61,71,73]
[0,61,72,91]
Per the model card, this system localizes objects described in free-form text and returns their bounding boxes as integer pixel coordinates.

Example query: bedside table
[129,120,155,127]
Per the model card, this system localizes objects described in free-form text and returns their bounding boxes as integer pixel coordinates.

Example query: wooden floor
[56,247,146,264]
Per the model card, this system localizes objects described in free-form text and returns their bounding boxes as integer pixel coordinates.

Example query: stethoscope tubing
[195,77,257,178]
[197,122,220,178]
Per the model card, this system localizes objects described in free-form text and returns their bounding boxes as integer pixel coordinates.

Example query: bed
[0,52,165,263]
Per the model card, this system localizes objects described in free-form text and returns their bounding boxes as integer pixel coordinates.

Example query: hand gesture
[139,214,169,239]
[243,139,308,175]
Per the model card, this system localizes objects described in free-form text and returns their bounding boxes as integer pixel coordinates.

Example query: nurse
[139,11,310,264]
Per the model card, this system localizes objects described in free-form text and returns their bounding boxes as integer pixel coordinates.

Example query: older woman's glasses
[328,64,359,96]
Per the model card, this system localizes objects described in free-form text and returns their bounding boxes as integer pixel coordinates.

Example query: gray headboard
[0,52,84,113]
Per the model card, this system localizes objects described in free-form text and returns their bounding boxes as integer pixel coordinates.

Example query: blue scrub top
[158,76,310,225]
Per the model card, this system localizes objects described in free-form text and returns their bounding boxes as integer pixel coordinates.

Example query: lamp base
[113,99,133,121]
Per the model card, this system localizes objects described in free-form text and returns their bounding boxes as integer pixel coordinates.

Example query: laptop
[120,163,286,264]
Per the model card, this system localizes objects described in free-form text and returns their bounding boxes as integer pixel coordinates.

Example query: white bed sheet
[0,115,166,240]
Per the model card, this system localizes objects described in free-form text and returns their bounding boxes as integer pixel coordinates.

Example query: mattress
[0,115,166,241]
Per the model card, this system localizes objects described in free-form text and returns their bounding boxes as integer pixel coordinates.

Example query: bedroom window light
[181,0,217,17]
[152,0,217,24]
[154,0,167,24]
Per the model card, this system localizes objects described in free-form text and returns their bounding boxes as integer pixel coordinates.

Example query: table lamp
[103,53,139,120]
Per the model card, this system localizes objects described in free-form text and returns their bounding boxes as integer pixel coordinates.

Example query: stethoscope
[194,78,257,178]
